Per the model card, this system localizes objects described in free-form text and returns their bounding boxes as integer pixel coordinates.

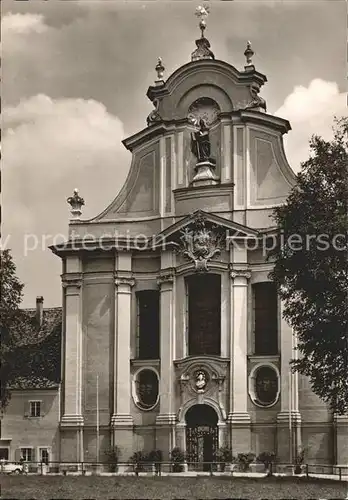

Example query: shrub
[170,447,185,472]
[237,452,256,472]
[257,451,276,469]
[148,449,162,462]
[214,446,234,463]
[129,451,149,473]
[294,449,305,474]
[105,446,121,472]
[148,450,162,474]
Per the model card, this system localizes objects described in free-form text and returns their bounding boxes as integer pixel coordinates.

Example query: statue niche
[187,97,220,187]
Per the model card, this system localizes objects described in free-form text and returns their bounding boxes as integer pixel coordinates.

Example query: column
[228,269,251,453]
[60,266,84,462]
[111,270,135,460]
[276,300,302,462]
[220,271,229,358]
[155,268,176,459]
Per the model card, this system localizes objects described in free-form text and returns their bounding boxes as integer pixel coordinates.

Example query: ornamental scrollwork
[157,271,174,286]
[173,212,225,272]
[146,98,162,127]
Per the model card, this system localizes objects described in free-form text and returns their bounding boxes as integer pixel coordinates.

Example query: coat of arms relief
[173,212,225,271]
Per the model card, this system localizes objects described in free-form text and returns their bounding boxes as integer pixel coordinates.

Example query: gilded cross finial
[195,5,210,37]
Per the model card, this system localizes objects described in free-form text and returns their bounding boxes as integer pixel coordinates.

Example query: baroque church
[1,10,347,469]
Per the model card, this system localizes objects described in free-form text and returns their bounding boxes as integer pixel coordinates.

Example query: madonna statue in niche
[191,118,211,162]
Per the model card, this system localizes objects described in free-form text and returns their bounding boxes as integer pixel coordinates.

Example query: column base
[111,414,134,461]
[156,414,176,460]
[111,414,134,427]
[334,415,348,465]
[60,414,84,427]
[227,412,251,424]
[60,426,84,462]
[156,414,177,426]
[277,411,302,463]
[227,412,251,454]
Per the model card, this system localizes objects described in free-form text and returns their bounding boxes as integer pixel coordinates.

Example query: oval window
[134,369,159,410]
[254,366,279,407]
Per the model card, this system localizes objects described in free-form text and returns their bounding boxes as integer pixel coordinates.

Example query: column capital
[230,268,251,281]
[62,273,83,289]
[277,410,302,424]
[114,275,135,288]
[157,268,175,286]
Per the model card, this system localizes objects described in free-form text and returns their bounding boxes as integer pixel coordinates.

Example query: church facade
[41,22,347,468]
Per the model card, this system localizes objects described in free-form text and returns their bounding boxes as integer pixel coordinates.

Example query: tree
[0,249,26,408]
[268,117,348,414]
[0,250,61,410]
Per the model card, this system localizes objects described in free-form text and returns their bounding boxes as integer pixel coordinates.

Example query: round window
[250,365,279,407]
[134,369,159,410]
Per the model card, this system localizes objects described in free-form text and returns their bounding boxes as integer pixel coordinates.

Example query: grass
[1,475,347,499]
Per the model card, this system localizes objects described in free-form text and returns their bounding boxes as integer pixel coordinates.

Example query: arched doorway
[185,404,218,471]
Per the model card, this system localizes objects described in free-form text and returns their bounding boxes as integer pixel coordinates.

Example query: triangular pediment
[154,210,259,246]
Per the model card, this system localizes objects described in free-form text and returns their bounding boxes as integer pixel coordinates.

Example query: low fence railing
[1,461,347,480]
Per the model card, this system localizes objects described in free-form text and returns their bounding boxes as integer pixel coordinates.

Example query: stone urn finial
[67,188,84,219]
[155,57,165,86]
[244,40,255,71]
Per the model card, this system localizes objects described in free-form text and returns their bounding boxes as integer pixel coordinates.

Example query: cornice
[61,273,82,288]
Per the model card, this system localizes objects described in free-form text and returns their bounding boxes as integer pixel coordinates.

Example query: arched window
[249,365,279,407]
[187,274,221,356]
[136,290,160,359]
[253,282,278,355]
[132,369,159,411]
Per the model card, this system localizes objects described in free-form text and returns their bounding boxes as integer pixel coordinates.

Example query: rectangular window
[40,448,49,464]
[188,274,221,356]
[0,448,9,460]
[30,401,41,417]
[21,448,33,462]
[253,282,278,355]
[137,290,160,359]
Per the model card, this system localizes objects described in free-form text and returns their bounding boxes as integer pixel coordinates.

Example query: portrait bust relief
[193,369,209,392]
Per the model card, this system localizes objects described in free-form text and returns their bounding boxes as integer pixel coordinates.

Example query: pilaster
[277,301,302,462]
[228,268,251,453]
[111,254,135,459]
[156,261,176,458]
[60,263,84,462]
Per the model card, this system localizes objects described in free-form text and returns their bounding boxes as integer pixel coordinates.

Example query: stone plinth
[192,160,219,187]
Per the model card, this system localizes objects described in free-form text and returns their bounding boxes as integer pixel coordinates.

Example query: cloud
[275,79,347,172]
[2,12,47,35]
[2,95,130,307]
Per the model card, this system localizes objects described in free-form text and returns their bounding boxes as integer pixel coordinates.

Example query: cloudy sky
[2,0,347,308]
